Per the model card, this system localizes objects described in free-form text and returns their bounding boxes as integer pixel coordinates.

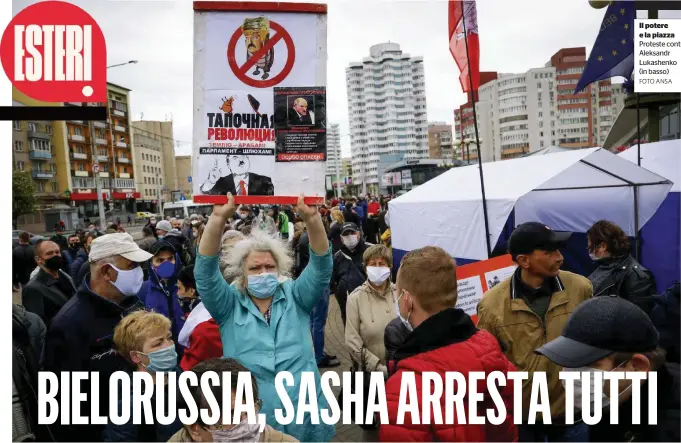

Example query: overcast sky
[13,0,677,157]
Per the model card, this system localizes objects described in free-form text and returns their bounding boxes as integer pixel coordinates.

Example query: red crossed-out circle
[227,20,295,88]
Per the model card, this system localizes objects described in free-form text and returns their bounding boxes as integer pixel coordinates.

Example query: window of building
[50,164,57,172]
[145,177,148,184]
[28,122,37,132]
[74,127,82,136]
[14,141,23,151]
[16,161,24,171]
[46,126,52,135]
[540,141,544,148]
[78,163,84,171]
[13,121,20,130]
[123,167,128,173]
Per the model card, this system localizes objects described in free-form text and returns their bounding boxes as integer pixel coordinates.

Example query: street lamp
[91,60,138,228]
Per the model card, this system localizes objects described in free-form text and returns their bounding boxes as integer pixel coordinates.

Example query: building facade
[175,155,193,199]
[326,123,342,179]
[131,121,178,212]
[66,82,140,216]
[427,122,453,159]
[346,43,428,194]
[454,48,626,162]
[12,89,71,231]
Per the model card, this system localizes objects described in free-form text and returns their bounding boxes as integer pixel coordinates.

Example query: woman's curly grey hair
[222,229,294,288]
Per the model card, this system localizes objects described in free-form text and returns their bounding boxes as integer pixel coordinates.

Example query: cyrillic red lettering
[254,129,264,142]
[246,129,255,141]
[207,128,215,139]
[228,128,236,140]
[236,129,247,140]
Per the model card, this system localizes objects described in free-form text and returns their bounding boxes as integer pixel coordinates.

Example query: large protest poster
[193,2,328,204]
[455,254,517,324]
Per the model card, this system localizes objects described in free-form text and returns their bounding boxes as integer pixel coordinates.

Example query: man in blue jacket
[42,233,150,442]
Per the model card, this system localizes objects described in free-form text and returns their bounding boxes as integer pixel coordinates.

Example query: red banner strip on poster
[193,1,327,13]
[193,195,325,206]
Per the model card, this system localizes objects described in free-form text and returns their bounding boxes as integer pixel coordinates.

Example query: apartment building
[131,120,178,212]
[346,43,428,194]
[326,123,342,179]
[66,82,140,216]
[12,88,71,231]
[175,155,192,199]
[453,48,626,162]
[427,122,454,159]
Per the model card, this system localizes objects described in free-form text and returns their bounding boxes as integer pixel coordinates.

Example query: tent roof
[392,148,668,205]
[389,148,672,261]
[618,139,680,192]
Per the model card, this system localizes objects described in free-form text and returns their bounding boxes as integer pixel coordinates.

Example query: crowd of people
[11,190,680,442]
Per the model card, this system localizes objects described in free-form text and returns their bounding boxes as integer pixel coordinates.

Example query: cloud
[15,0,658,159]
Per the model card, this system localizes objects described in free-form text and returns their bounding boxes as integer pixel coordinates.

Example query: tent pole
[636,93,641,166]
[461,5,492,258]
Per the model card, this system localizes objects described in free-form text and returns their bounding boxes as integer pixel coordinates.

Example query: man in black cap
[536,296,680,442]
[331,222,371,326]
[477,222,593,442]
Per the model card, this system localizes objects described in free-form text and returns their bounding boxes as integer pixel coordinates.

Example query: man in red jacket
[380,246,518,442]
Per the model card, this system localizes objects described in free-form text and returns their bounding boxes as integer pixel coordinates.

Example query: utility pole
[89,120,107,228]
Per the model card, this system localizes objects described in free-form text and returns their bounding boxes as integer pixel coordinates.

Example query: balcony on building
[69,120,85,124]
[74,170,89,177]
[99,172,110,178]
[113,109,126,117]
[29,150,52,160]
[119,173,131,179]
[95,138,107,145]
[32,170,54,179]
[116,141,128,148]
[97,155,109,162]
[69,134,85,142]
[28,130,51,140]
[118,157,130,163]
[114,125,126,133]
[72,177,95,188]
[93,121,107,129]
[114,178,136,189]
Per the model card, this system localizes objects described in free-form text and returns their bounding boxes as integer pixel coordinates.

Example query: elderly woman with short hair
[345,244,396,377]
[195,193,334,443]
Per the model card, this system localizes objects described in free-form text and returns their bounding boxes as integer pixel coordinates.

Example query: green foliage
[12,170,37,228]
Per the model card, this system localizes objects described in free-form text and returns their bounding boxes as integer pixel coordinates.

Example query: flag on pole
[449,0,480,94]
[575,1,635,93]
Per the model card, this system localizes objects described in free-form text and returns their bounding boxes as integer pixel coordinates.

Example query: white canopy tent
[389,147,673,261]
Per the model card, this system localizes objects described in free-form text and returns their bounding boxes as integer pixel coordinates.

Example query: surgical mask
[588,253,599,261]
[154,260,176,280]
[367,266,391,285]
[247,273,279,299]
[137,344,178,372]
[44,255,64,271]
[157,235,165,240]
[395,291,413,332]
[210,422,262,442]
[342,235,359,249]
[109,264,144,296]
[561,360,630,411]
[239,213,249,220]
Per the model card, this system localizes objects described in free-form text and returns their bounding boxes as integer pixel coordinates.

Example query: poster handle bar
[193,195,325,206]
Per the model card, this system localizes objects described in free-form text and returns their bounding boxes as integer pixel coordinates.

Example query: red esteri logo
[0,1,107,102]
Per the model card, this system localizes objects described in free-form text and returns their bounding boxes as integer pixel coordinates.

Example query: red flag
[449,0,480,94]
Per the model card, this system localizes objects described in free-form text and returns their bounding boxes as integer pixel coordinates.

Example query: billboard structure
[192,2,328,205]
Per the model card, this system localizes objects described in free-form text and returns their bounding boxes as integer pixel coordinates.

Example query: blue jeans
[310,288,330,363]
[518,422,588,442]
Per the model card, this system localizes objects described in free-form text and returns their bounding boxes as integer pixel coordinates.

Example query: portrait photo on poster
[197,147,275,196]
[273,87,327,162]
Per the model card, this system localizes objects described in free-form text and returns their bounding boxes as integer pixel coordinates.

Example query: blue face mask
[154,260,176,280]
[247,273,279,299]
[138,344,177,372]
[157,235,165,240]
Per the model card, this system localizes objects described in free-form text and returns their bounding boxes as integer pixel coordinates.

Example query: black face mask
[70,243,80,250]
[44,255,63,271]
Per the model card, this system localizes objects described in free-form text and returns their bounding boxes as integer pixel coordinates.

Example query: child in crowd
[177,266,223,371]
[170,358,297,442]
[103,311,183,442]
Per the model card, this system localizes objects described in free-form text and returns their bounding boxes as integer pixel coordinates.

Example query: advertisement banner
[193,3,327,204]
[273,87,326,162]
[381,172,402,187]
[401,169,412,186]
[455,254,517,324]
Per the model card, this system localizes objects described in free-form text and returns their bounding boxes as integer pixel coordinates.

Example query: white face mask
[108,264,144,296]
[561,360,630,411]
[367,266,391,285]
[395,290,413,332]
[342,234,359,249]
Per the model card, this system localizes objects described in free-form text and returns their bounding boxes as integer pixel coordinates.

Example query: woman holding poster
[195,193,334,442]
